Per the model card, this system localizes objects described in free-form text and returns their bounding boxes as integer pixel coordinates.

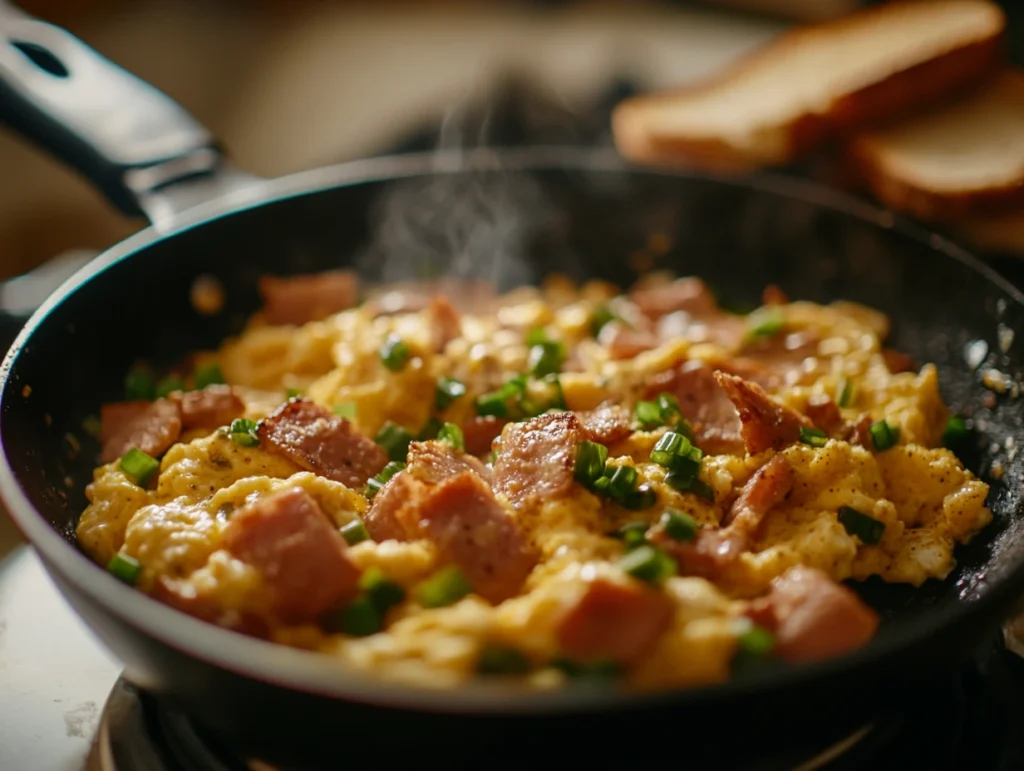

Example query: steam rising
[355,89,551,292]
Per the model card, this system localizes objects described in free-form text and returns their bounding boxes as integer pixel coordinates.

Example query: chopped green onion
[592,476,611,494]
[340,519,371,546]
[614,522,649,550]
[476,392,510,418]
[656,393,681,419]
[418,565,473,608]
[528,341,565,377]
[544,373,568,411]
[107,552,142,586]
[228,417,259,447]
[619,544,676,584]
[375,423,414,463]
[552,657,622,681]
[478,644,531,675]
[651,431,686,463]
[332,402,357,419]
[837,506,886,545]
[435,377,466,411]
[574,441,609,487]
[942,415,970,448]
[837,378,856,408]
[364,461,405,499]
[525,327,550,346]
[869,420,900,452]
[747,308,784,338]
[661,509,698,541]
[605,465,639,502]
[622,484,657,510]
[194,363,224,389]
[635,400,662,429]
[119,448,160,487]
[590,304,617,337]
[285,387,302,399]
[155,376,185,398]
[738,624,775,656]
[418,417,443,441]
[437,422,465,451]
[124,369,155,401]
[799,426,828,448]
[340,595,381,636]
[379,335,410,372]
[666,473,716,503]
[359,567,405,612]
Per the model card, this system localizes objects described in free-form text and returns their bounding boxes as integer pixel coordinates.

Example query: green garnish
[435,377,467,411]
[418,417,443,441]
[155,376,184,398]
[869,420,900,452]
[615,522,649,550]
[475,376,526,418]
[124,368,155,401]
[437,422,466,451]
[340,595,381,636]
[375,423,414,463]
[837,378,856,408]
[359,567,405,612]
[619,544,676,584]
[364,461,405,499]
[418,565,473,608]
[81,415,102,440]
[379,335,411,372]
[228,417,260,447]
[118,448,160,487]
[590,304,617,337]
[478,645,531,675]
[837,506,886,545]
[799,426,828,448]
[194,363,224,389]
[732,623,776,674]
[107,552,142,585]
[525,327,550,346]
[942,415,970,448]
[746,308,784,338]
[665,473,716,503]
[332,402,357,419]
[340,519,371,546]
[634,400,662,429]
[661,509,698,541]
[528,341,565,377]
[622,484,657,511]
[605,465,639,502]
[574,441,609,487]
[285,387,302,399]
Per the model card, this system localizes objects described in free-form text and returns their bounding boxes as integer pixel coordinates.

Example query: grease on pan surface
[76,270,992,691]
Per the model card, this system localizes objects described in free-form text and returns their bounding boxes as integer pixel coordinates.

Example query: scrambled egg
[76,276,992,691]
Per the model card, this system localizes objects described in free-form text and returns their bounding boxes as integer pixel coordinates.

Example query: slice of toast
[846,69,1024,221]
[612,0,1005,170]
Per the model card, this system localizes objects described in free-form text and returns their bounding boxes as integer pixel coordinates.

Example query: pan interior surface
[2,152,1024,708]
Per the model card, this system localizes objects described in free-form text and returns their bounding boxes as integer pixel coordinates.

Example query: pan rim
[2,145,1023,713]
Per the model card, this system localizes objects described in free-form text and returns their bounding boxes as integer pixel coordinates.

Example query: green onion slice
[360,567,406,612]
[364,461,405,499]
[435,377,466,411]
[799,426,828,448]
[574,441,609,487]
[107,552,142,585]
[746,308,784,338]
[194,363,224,389]
[837,506,886,545]
[619,544,676,584]
[124,368,155,401]
[634,400,662,429]
[478,644,531,675]
[341,595,381,636]
[155,376,184,399]
[332,402,357,419]
[869,420,900,452]
[119,448,160,487]
[614,521,649,550]
[340,519,371,546]
[837,378,855,408]
[528,341,566,377]
[605,465,639,502]
[942,415,970,448]
[661,508,698,541]
[437,422,466,451]
[379,335,411,372]
[418,565,473,608]
[590,305,617,337]
[375,423,414,463]
[229,417,260,447]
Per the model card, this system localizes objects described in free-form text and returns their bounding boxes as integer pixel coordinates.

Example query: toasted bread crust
[612,0,1005,170]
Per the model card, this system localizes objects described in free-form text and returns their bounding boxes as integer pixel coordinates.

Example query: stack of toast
[612,0,1024,256]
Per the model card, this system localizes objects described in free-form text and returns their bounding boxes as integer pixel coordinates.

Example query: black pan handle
[0,2,264,352]
[0,2,261,225]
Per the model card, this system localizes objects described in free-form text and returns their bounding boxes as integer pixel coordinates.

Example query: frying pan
[2,4,1024,768]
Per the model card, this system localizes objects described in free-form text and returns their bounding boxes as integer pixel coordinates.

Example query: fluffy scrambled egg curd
[76,272,992,691]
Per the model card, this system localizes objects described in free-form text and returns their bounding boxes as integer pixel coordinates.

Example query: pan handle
[0,2,261,229]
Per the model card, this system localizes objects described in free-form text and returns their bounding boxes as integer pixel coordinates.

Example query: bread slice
[612,0,1005,170]
[846,69,1024,221]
